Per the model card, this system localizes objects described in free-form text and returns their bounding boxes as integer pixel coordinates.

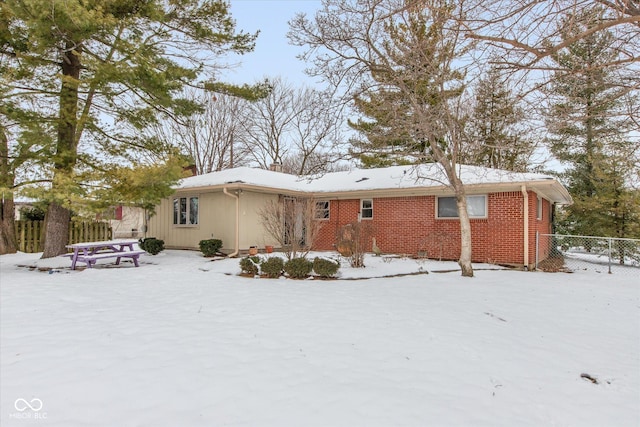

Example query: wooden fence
[15,221,113,253]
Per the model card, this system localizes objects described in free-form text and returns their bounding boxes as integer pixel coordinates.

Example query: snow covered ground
[1,250,638,427]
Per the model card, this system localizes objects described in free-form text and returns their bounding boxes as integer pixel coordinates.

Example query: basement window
[437,195,487,219]
[173,196,199,226]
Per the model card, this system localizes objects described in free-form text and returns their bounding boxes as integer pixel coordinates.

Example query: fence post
[608,238,612,274]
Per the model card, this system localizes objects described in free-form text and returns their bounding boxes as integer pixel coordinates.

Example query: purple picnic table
[65,239,145,270]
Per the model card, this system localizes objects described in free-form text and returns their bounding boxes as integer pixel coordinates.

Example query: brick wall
[313,190,549,267]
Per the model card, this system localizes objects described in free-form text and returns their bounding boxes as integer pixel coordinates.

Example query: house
[106,205,146,239]
[146,164,572,269]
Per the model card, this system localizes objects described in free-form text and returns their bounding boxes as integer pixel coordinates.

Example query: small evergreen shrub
[199,239,223,257]
[239,256,261,276]
[284,257,313,279]
[139,237,164,255]
[260,256,284,278]
[21,206,46,221]
[313,257,340,278]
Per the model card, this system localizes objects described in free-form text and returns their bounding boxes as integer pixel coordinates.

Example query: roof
[176,164,573,205]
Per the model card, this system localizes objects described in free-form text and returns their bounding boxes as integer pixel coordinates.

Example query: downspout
[223,187,239,258]
[521,185,529,270]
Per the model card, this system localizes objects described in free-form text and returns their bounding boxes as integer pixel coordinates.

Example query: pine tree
[1,0,257,257]
[465,64,534,172]
[545,8,638,239]
[339,3,475,276]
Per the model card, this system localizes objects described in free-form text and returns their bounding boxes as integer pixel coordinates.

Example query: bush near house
[139,237,164,255]
[239,256,261,276]
[284,257,313,279]
[313,257,340,278]
[260,256,285,278]
[199,239,223,257]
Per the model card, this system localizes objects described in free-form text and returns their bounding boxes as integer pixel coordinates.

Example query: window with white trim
[437,195,487,218]
[315,201,330,219]
[537,196,543,220]
[361,199,373,219]
[173,196,199,226]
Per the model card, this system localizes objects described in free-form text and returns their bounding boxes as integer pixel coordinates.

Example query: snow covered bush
[260,256,285,278]
[284,257,313,279]
[199,239,223,257]
[313,257,340,278]
[239,256,261,276]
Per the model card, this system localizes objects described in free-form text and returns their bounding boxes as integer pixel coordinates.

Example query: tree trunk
[455,188,474,277]
[41,202,71,257]
[0,125,17,254]
[41,42,81,258]
[0,196,17,254]
[438,159,474,278]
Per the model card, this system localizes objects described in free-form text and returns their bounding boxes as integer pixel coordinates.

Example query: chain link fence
[536,233,640,275]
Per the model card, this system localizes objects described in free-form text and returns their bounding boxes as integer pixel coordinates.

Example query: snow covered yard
[1,250,638,427]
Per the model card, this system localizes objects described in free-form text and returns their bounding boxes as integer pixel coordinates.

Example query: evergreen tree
[465,64,534,172]
[545,8,638,239]
[307,1,475,276]
[0,0,258,257]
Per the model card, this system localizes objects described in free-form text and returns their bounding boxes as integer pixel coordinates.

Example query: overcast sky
[220,0,323,87]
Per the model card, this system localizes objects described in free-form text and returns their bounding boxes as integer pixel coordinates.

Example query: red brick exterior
[313,190,551,267]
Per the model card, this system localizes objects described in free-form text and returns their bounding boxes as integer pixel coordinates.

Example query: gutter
[223,187,240,258]
[521,185,529,270]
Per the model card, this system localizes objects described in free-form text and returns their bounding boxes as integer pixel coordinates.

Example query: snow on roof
[178,164,558,194]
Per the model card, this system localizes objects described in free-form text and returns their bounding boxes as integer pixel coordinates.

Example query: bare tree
[258,196,325,260]
[283,89,348,175]
[147,89,252,174]
[241,77,300,169]
[290,0,479,276]
[464,0,640,71]
[241,77,347,175]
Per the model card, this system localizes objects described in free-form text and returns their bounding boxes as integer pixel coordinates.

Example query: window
[361,199,373,219]
[537,196,543,220]
[437,195,487,218]
[315,201,330,219]
[173,196,198,226]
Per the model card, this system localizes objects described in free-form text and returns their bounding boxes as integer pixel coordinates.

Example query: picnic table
[65,239,145,270]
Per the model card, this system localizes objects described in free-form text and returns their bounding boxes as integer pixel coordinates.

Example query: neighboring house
[147,164,572,269]
[105,205,146,239]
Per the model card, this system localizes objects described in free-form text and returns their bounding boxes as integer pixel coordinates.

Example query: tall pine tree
[1,0,258,256]
[465,64,534,172]
[545,8,639,240]
[339,2,475,276]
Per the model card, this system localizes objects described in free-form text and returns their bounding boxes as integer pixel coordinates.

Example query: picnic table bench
[64,239,145,270]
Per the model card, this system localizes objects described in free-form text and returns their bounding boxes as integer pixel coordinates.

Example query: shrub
[199,239,223,257]
[239,256,261,276]
[139,237,164,255]
[21,206,46,221]
[260,256,284,278]
[284,257,313,279]
[313,257,340,278]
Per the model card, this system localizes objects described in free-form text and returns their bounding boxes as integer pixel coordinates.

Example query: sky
[220,0,324,87]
